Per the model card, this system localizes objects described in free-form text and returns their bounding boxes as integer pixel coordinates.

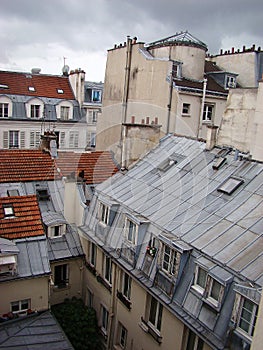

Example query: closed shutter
[30,131,35,148]
[74,132,79,148]
[60,132,66,148]
[86,131,91,147]
[20,131,25,148]
[3,131,8,148]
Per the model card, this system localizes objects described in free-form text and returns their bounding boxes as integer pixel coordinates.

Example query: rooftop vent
[31,68,41,74]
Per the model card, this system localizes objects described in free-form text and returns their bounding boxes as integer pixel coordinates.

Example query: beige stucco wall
[250,80,263,162]
[64,179,85,225]
[251,291,263,350]
[50,257,84,305]
[210,51,258,87]
[0,276,49,315]
[217,88,257,153]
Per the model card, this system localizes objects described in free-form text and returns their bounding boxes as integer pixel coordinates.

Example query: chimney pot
[220,49,223,55]
[232,47,235,53]
[243,45,246,52]
[131,116,135,123]
[141,119,145,124]
[155,117,158,124]
[146,116,150,124]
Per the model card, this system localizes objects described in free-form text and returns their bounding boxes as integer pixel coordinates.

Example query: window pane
[197,268,207,288]
[210,280,221,301]
[149,297,157,325]
[11,301,19,312]
[157,304,163,331]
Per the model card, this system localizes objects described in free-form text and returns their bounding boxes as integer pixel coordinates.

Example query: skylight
[0,84,9,89]
[57,89,64,94]
[28,86,35,92]
[217,176,244,195]
[3,204,14,217]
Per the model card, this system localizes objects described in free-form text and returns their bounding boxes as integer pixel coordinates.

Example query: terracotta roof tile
[0,70,75,99]
[0,195,45,239]
[0,149,119,184]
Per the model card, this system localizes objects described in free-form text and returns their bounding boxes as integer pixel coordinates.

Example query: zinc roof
[0,195,45,240]
[0,70,75,99]
[97,135,263,285]
[0,149,119,184]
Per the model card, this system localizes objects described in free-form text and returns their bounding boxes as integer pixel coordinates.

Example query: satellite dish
[62,65,70,76]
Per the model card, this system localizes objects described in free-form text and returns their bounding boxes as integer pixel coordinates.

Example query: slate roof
[0,70,75,100]
[0,149,119,184]
[48,226,84,261]
[0,195,44,240]
[0,311,74,349]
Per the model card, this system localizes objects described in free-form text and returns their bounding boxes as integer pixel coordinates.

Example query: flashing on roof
[217,176,244,195]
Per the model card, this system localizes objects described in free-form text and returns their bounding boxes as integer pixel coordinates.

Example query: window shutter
[88,111,93,123]
[30,131,35,148]
[20,131,25,148]
[69,132,74,148]
[3,131,8,148]
[86,131,91,146]
[60,132,65,147]
[74,132,79,148]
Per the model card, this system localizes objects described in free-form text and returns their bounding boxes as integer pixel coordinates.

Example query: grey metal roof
[95,135,263,285]
[48,226,84,261]
[0,237,19,255]
[15,236,51,278]
[0,311,74,349]
[41,211,67,226]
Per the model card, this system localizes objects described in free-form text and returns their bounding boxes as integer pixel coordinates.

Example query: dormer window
[161,244,178,276]
[3,204,14,218]
[36,188,50,200]
[48,224,66,238]
[0,103,9,118]
[172,61,182,79]
[225,75,236,89]
[30,104,40,118]
[99,202,109,225]
[125,218,138,245]
[92,90,101,102]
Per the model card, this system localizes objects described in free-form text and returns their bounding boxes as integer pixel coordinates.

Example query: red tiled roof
[0,195,45,239]
[0,70,75,99]
[0,150,119,184]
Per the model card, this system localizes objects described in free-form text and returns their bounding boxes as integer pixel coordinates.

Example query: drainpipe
[120,36,132,169]
[108,263,118,350]
[197,78,207,138]
[166,49,173,134]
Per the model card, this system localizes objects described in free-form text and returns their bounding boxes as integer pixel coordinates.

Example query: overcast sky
[0,0,262,82]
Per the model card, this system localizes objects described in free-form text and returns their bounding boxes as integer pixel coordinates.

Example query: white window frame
[202,104,214,122]
[0,102,9,118]
[89,242,97,267]
[148,296,163,332]
[101,305,109,335]
[26,98,44,119]
[0,96,12,117]
[237,297,258,338]
[92,90,102,102]
[125,218,138,245]
[192,265,208,294]
[56,101,73,120]
[117,323,127,349]
[11,299,30,314]
[48,224,66,238]
[103,255,112,285]
[99,202,109,225]
[30,131,40,148]
[161,244,177,276]
[182,103,190,115]
[69,131,79,148]
[60,106,70,120]
[121,271,131,300]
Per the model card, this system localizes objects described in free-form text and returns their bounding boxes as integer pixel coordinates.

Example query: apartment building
[77,134,263,350]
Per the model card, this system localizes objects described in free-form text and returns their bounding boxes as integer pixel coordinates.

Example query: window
[125,219,137,245]
[60,106,70,120]
[99,203,109,225]
[0,103,8,118]
[49,225,65,238]
[36,188,50,200]
[11,299,30,314]
[121,272,131,300]
[28,86,35,92]
[182,103,190,115]
[92,90,101,102]
[69,131,79,148]
[161,244,177,276]
[54,264,68,288]
[186,329,204,350]
[202,104,214,122]
[103,256,112,285]
[86,288,94,308]
[117,323,127,349]
[89,242,97,267]
[9,130,19,148]
[57,89,64,94]
[88,110,98,123]
[148,296,163,332]
[218,176,244,195]
[237,298,258,337]
[172,62,182,79]
[3,204,14,217]
[30,104,40,118]
[226,75,236,89]
[30,131,40,148]
[195,266,208,292]
[101,305,109,335]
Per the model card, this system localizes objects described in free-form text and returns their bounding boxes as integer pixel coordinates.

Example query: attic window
[3,204,14,217]
[217,176,244,195]
[0,84,9,89]
[28,86,35,92]
[57,89,64,94]
[36,188,50,200]
[212,157,227,170]
[226,75,236,89]
[7,189,19,196]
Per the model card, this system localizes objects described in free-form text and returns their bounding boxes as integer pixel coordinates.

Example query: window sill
[181,114,191,117]
[234,328,252,344]
[117,291,131,310]
[96,275,112,292]
[53,284,70,291]
[140,317,162,344]
[191,284,205,296]
[85,262,97,276]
